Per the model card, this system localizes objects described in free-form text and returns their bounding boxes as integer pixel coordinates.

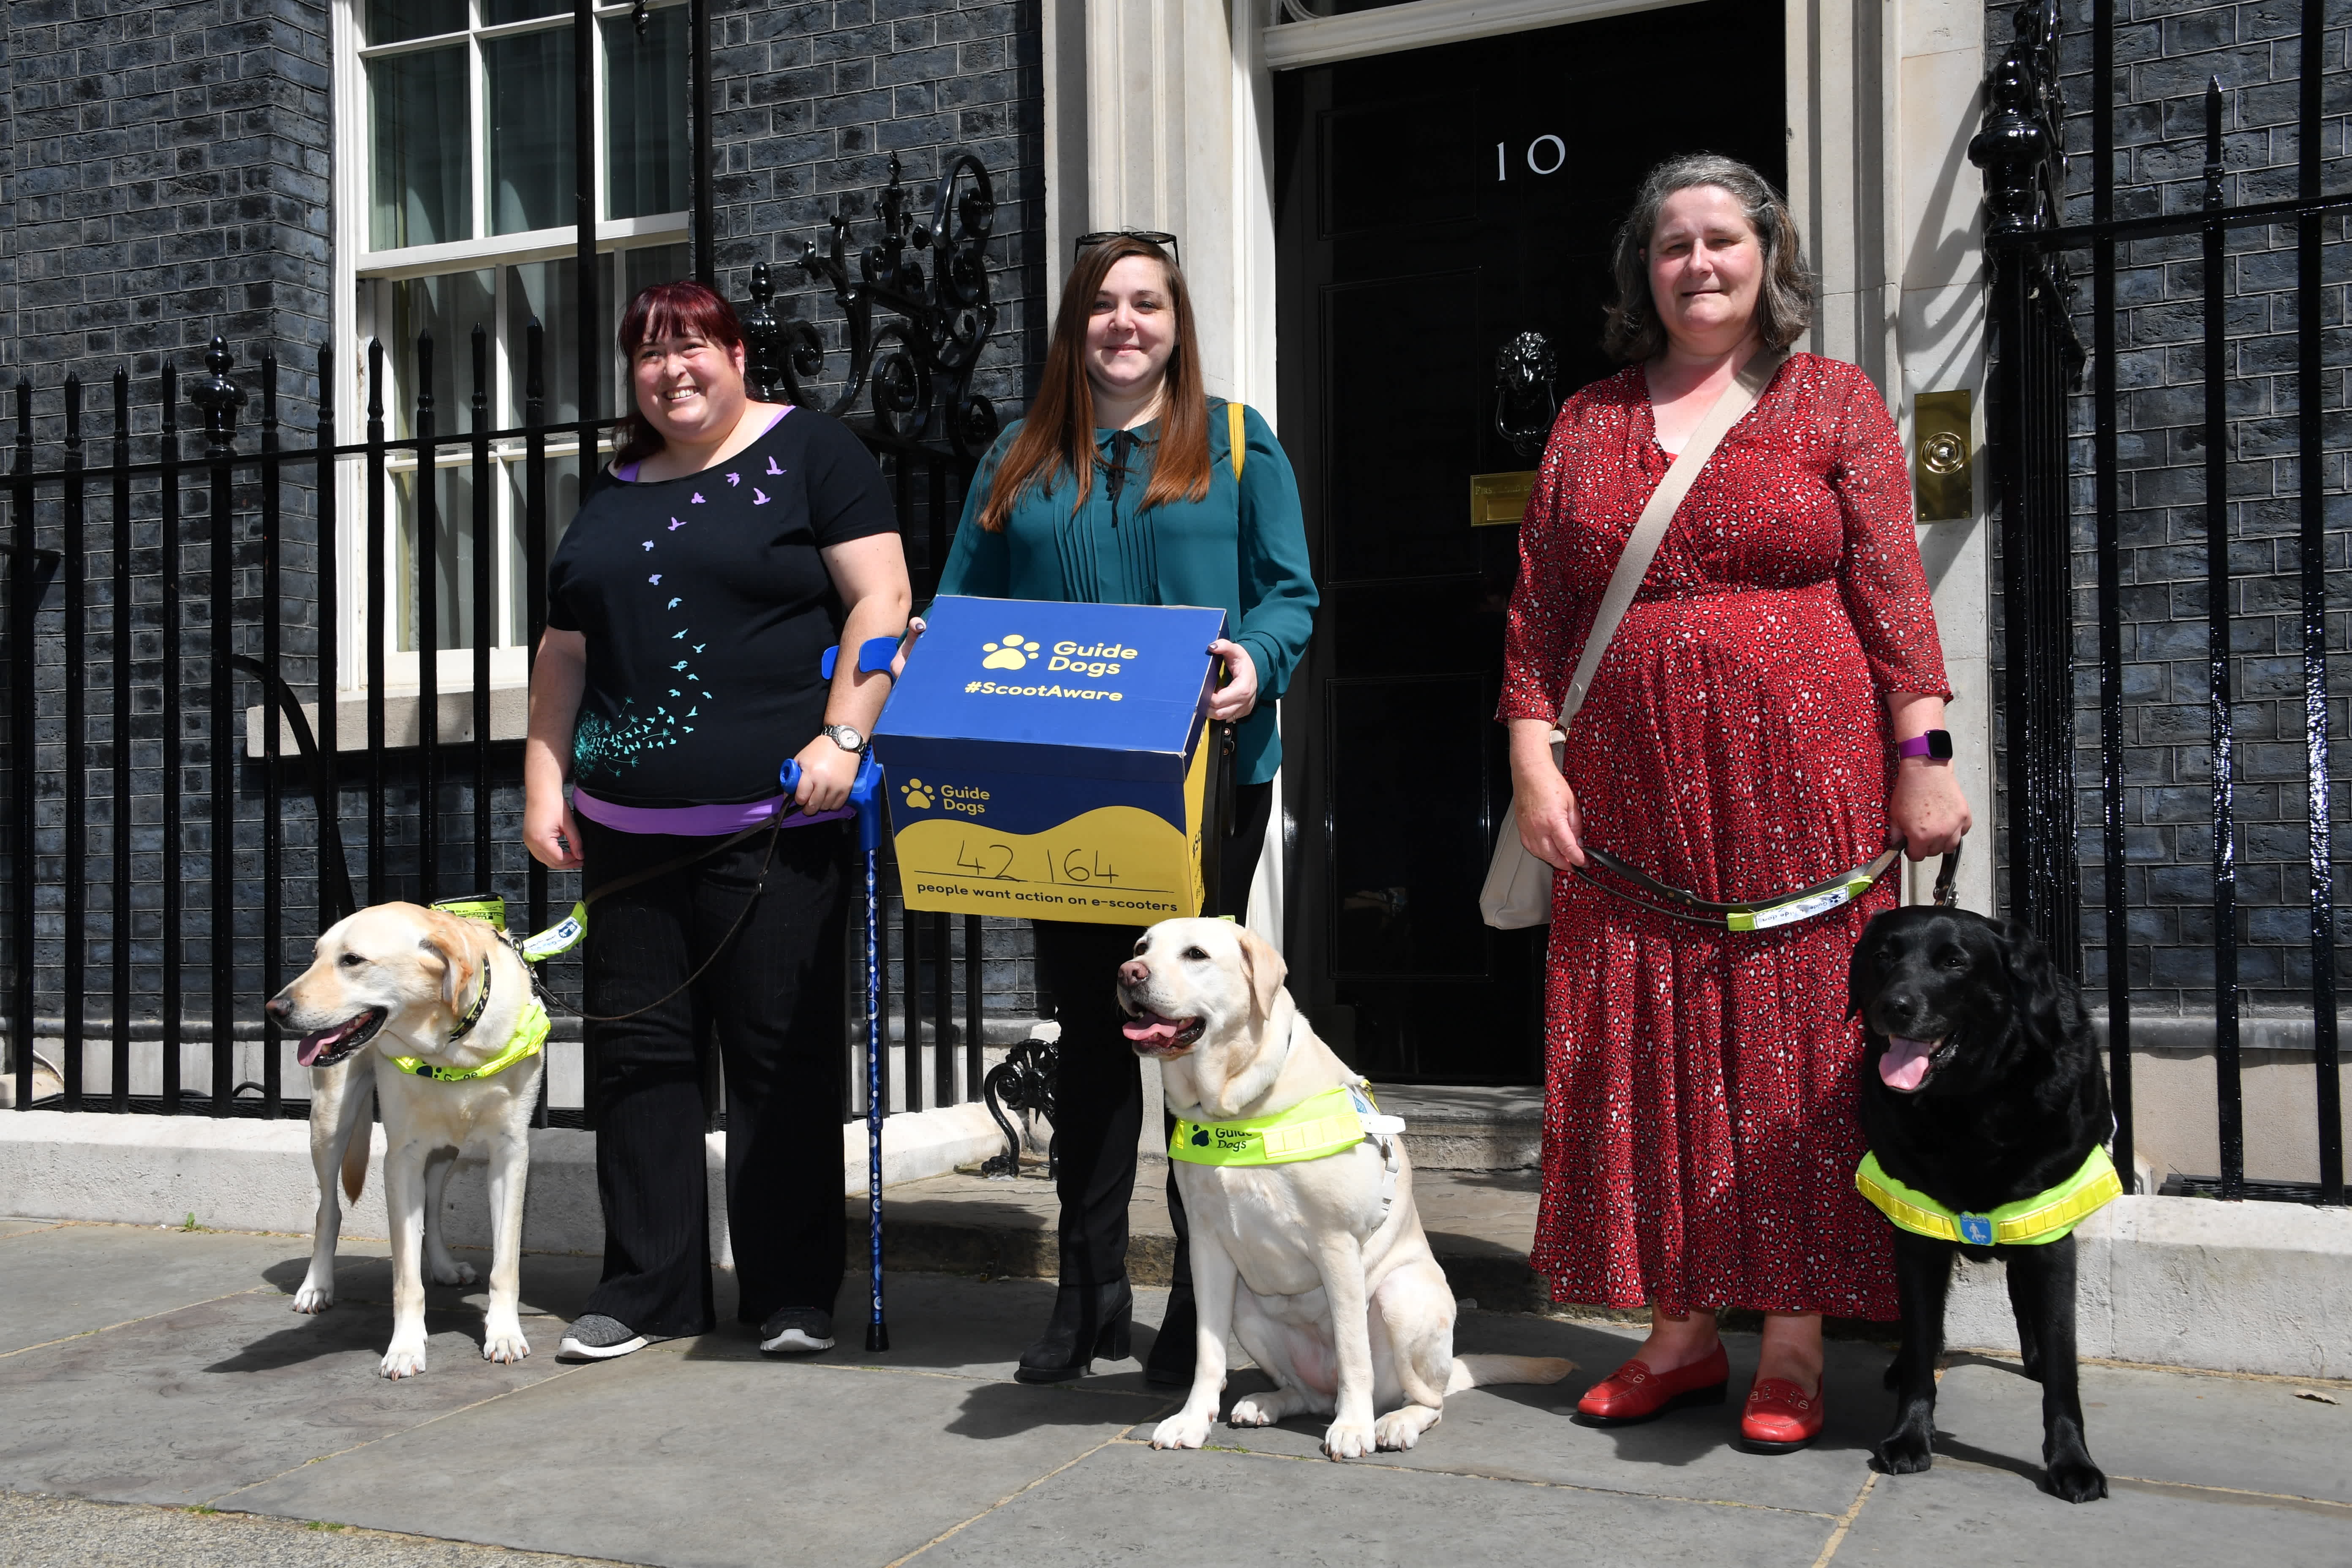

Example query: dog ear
[1233,925,1288,1023]
[1995,918,2061,1032]
[416,910,479,1015]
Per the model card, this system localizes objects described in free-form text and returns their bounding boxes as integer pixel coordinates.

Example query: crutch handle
[780,751,887,852]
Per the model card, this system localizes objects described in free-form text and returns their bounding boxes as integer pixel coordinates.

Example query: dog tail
[341,1089,372,1203]
[1447,1354,1576,1393]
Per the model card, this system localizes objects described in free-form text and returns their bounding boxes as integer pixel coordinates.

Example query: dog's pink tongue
[296,1030,336,1068]
[1121,1014,1185,1046]
[1879,1036,1937,1092]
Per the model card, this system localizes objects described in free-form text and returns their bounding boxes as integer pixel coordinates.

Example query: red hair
[614,280,750,467]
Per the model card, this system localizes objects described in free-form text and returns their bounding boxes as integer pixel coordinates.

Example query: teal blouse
[934,400,1318,785]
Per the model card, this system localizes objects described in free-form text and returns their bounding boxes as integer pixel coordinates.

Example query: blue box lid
[876,596,1226,781]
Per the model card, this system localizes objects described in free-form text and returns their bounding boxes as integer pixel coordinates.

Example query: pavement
[1,1209,2348,1567]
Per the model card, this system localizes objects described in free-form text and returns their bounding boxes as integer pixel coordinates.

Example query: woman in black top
[525,280,910,1361]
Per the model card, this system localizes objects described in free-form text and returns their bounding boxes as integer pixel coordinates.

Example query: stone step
[851,1163,1556,1312]
[1368,1082,1545,1171]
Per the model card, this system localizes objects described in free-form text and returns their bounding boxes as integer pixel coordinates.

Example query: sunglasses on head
[1076,230,1179,265]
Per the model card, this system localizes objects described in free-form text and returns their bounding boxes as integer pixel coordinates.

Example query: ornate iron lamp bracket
[744,152,1001,458]
[1969,1,2069,237]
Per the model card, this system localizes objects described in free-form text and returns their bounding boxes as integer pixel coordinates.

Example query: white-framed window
[332,0,693,695]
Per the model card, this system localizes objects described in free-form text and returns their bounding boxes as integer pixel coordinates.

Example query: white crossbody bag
[1479,349,1787,929]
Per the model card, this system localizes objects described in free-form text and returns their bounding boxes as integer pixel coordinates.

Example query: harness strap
[390,1000,552,1083]
[1228,401,1247,478]
[1856,1144,2122,1247]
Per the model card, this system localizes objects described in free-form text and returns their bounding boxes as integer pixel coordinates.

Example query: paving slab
[0,1489,627,1566]
[1838,1458,2352,1565]
[0,1281,577,1505]
[0,1224,367,1358]
[1196,1312,1889,1517]
[0,1217,65,1240]
[926,1437,1843,1568]
[223,1326,1178,1568]
[1926,1355,2352,1505]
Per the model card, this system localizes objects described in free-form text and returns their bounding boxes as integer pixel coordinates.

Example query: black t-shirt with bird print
[547,407,896,808]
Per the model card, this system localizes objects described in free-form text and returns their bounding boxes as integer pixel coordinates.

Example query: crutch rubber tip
[866,1324,890,1353]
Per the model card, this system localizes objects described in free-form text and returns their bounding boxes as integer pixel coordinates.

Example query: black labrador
[1848,905,2111,1503]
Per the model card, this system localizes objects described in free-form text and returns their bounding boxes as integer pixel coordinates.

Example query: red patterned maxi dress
[1498,354,1950,1320]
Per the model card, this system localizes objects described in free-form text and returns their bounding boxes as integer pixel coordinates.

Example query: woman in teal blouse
[934,233,1317,1386]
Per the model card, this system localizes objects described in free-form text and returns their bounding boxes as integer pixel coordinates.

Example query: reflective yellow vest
[1856,1144,2121,1248]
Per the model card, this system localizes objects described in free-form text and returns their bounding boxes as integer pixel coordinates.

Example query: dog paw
[2046,1457,2108,1504]
[378,1344,428,1380]
[291,1283,334,1314]
[1149,1411,1213,1451]
[481,1326,531,1365]
[1373,1408,1438,1451]
[1321,1417,1377,1460]
[1227,1396,1278,1428]
[430,1258,479,1288]
[1872,1433,1934,1475]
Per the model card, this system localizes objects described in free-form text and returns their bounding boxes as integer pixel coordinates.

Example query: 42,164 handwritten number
[1057,848,1119,885]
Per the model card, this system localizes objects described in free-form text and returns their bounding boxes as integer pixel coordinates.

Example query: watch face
[1926,730,1953,760]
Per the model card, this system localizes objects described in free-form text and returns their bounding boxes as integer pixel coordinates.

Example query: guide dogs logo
[900,779,933,810]
[981,632,1040,670]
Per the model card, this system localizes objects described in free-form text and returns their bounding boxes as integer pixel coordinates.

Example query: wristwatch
[1896,730,1953,762]
[820,723,868,754]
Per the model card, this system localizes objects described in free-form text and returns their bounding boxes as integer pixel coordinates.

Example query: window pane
[363,0,464,46]
[393,464,482,652]
[369,46,471,249]
[485,27,575,236]
[622,242,691,301]
[505,455,583,645]
[484,0,565,21]
[504,261,582,427]
[387,270,495,440]
[604,8,688,220]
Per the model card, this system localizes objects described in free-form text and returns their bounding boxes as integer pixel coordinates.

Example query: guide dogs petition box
[875,595,1225,926]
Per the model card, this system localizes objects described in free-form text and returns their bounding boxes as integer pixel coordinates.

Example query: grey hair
[1600,154,1813,362]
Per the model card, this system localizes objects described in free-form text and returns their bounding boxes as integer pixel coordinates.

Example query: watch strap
[1897,730,1953,761]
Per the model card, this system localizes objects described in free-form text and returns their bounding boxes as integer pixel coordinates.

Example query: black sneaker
[759,1307,835,1355]
[557,1313,668,1362]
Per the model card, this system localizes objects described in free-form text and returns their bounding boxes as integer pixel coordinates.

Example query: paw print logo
[899,779,934,810]
[981,632,1040,670]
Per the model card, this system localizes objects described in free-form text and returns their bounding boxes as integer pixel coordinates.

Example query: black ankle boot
[1015,1280,1134,1384]
[1144,1283,1196,1387]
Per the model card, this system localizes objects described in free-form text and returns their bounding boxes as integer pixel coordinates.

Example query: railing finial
[189,335,248,457]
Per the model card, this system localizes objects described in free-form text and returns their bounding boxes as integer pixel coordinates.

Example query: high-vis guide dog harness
[1855,1144,2122,1248]
[1169,1081,1410,1213]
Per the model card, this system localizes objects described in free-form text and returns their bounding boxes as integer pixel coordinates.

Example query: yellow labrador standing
[267,903,544,1378]
[1121,919,1571,1458]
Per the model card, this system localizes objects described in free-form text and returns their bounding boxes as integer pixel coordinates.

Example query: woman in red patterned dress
[1500,155,1970,1453]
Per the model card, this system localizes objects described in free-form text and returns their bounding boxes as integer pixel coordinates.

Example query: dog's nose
[1118,958,1150,988]
[264,994,291,1025]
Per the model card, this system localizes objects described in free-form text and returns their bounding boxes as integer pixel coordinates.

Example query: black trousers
[577,814,850,1337]
[1031,780,1274,1289]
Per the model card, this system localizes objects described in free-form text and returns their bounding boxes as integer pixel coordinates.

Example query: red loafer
[1573,1341,1730,1426]
[1739,1376,1825,1453]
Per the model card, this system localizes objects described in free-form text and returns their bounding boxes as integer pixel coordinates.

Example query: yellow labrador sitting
[266,903,545,1379]
[1122,919,1571,1458]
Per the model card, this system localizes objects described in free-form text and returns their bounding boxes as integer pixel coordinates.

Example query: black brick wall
[1,0,1051,1058]
[1991,0,2352,1012]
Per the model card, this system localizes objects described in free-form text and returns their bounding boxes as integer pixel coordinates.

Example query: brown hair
[1601,153,1814,363]
[976,236,1211,532]
[614,280,750,466]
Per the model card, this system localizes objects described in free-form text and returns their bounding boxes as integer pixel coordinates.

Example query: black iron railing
[1976,0,2346,1205]
[3,162,1024,1129]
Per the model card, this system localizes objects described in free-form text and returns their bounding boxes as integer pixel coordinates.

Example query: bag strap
[1228,400,1247,478]
[1554,348,1787,736]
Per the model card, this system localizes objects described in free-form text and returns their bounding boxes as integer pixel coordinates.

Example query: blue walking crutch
[782,632,904,1353]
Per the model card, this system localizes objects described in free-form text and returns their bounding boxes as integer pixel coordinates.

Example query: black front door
[1274,2,1786,1083]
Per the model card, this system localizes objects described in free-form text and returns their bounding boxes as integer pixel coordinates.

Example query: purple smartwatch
[1897,730,1954,762]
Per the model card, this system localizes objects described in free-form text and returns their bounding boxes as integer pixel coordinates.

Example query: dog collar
[1856,1144,2122,1247]
[446,958,494,1043]
[391,999,551,1083]
[1170,1083,1405,1168]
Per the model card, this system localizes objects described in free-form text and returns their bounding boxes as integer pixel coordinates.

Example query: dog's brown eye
[339,953,367,968]
[1183,947,1208,961]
